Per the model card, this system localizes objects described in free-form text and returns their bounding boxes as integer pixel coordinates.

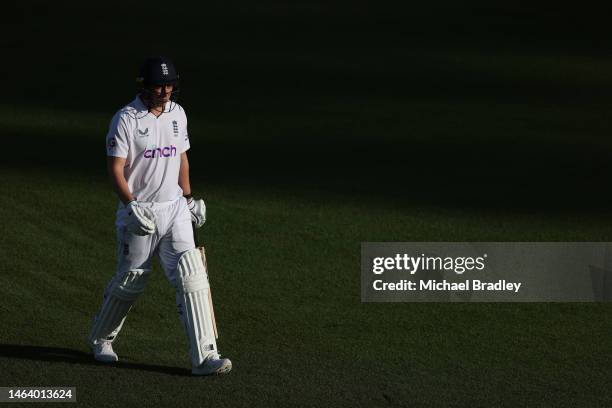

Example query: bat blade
[198,245,219,339]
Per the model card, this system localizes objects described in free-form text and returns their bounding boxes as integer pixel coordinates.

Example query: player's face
[144,83,174,108]
[153,84,174,103]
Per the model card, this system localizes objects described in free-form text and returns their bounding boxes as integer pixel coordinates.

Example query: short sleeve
[180,108,190,153]
[106,112,130,158]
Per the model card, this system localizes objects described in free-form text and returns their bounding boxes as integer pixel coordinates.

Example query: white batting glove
[126,201,156,236]
[187,197,206,228]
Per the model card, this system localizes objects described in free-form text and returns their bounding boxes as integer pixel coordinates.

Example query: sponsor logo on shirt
[108,137,117,148]
[137,127,149,137]
[143,145,177,158]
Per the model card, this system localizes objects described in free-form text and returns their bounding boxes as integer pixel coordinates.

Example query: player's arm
[179,152,192,197]
[107,156,155,235]
[107,156,135,205]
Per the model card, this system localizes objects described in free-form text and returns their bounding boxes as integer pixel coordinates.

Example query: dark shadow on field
[0,344,192,377]
[4,2,612,211]
[5,124,612,212]
[5,1,612,112]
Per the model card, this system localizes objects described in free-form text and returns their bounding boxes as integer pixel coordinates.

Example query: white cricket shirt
[106,96,190,202]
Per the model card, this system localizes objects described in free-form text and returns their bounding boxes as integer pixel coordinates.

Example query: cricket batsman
[87,56,232,376]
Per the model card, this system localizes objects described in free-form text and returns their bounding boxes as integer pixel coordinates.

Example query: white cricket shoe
[192,354,232,376]
[92,341,119,363]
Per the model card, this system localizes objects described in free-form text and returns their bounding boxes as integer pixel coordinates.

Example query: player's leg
[158,197,231,375]
[87,225,156,361]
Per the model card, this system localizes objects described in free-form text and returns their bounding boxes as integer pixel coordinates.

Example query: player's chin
[151,97,169,108]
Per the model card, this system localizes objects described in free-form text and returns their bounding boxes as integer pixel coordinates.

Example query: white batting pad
[176,249,218,366]
[88,269,150,344]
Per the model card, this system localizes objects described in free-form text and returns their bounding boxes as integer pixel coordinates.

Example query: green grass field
[2,2,612,407]
[1,168,611,407]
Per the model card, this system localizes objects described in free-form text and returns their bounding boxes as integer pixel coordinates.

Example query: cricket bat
[192,223,219,339]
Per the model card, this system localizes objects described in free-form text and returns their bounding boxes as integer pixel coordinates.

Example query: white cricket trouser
[114,196,194,283]
[89,196,195,343]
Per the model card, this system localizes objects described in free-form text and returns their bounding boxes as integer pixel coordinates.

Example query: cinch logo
[144,145,177,158]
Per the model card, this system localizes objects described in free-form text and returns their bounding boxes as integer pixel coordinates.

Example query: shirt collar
[133,95,148,113]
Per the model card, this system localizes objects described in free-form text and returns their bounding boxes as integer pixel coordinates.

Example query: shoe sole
[192,361,232,376]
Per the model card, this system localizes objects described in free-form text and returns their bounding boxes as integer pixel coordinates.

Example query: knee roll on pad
[88,269,150,344]
[176,249,218,366]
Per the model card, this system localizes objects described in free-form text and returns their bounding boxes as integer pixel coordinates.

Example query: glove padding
[126,201,156,236]
[187,197,206,228]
